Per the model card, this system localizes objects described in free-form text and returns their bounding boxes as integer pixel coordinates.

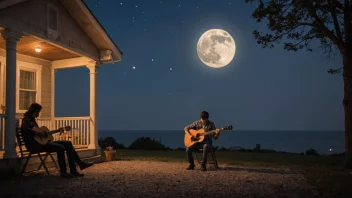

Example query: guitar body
[33,126,55,145]
[32,126,71,145]
[184,125,233,147]
[184,128,206,147]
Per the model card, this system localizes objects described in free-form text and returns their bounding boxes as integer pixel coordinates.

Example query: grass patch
[101,149,351,197]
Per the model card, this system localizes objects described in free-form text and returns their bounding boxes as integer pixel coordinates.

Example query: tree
[245,0,352,170]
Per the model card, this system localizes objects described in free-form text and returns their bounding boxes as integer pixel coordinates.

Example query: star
[120,2,122,5]
[132,66,136,70]
[169,68,172,71]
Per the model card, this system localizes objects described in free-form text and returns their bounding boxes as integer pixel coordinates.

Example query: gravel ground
[0,160,317,198]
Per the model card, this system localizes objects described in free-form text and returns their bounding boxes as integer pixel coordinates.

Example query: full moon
[197,29,236,68]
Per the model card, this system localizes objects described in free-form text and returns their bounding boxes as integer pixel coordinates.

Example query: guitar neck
[200,128,222,136]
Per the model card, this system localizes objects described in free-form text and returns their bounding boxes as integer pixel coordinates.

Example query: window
[16,62,42,113]
[19,70,37,110]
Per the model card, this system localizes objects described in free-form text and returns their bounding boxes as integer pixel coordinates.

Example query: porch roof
[0,0,123,63]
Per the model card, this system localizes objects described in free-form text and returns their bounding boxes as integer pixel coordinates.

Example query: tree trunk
[342,52,352,170]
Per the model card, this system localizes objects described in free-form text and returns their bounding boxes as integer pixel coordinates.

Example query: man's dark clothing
[184,120,217,166]
[21,115,83,174]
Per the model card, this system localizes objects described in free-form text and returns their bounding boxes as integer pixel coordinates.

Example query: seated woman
[21,103,94,178]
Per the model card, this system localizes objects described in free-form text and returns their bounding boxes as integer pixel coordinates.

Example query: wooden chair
[15,127,58,175]
[193,146,220,169]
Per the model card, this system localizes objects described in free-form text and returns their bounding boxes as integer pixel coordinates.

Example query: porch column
[2,28,22,158]
[51,69,56,130]
[87,63,99,149]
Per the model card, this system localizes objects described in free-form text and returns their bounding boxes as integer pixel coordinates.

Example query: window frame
[16,62,42,113]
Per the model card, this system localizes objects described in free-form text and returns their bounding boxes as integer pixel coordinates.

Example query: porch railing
[37,117,90,147]
[0,116,90,150]
[0,114,5,150]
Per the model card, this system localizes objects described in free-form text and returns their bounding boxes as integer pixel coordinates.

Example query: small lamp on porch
[35,47,42,53]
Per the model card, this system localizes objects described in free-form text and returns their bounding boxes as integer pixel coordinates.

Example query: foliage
[98,136,125,149]
[174,147,186,151]
[245,0,351,72]
[255,144,261,150]
[128,137,172,150]
[218,147,231,151]
[305,148,320,155]
[106,146,115,151]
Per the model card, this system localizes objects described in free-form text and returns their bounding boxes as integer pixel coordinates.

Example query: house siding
[0,51,52,119]
[0,0,100,60]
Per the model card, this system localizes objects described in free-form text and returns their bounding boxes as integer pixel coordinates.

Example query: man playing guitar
[21,103,93,178]
[184,111,221,171]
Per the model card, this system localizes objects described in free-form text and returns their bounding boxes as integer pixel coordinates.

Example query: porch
[0,0,122,175]
[0,114,102,175]
[0,115,91,152]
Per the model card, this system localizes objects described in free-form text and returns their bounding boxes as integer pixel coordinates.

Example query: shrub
[98,136,125,149]
[218,147,229,151]
[128,137,171,150]
[305,148,319,156]
[175,147,185,151]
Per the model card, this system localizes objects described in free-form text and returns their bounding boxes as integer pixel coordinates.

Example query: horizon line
[98,129,343,131]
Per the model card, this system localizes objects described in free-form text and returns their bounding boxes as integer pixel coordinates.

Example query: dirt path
[0,161,317,198]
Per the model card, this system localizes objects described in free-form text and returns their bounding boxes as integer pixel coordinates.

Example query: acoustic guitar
[184,125,233,147]
[32,126,71,145]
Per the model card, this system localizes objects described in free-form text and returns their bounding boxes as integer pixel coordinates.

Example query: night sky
[54,0,343,131]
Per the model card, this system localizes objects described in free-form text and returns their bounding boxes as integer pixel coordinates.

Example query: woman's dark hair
[24,103,42,117]
[200,111,209,119]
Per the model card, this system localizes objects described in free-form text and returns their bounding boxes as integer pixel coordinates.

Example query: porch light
[35,47,42,53]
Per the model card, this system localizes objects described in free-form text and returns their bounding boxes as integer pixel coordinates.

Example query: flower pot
[104,150,116,161]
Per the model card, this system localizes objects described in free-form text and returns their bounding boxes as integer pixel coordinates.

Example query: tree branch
[333,0,345,11]
[328,0,343,41]
[344,0,351,46]
[305,2,345,50]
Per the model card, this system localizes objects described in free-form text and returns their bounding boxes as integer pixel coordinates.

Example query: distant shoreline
[98,130,345,155]
[99,129,344,132]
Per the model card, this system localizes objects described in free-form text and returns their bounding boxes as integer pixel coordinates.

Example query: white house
[0,0,122,174]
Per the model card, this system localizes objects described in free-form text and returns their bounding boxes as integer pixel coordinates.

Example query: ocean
[99,130,345,155]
